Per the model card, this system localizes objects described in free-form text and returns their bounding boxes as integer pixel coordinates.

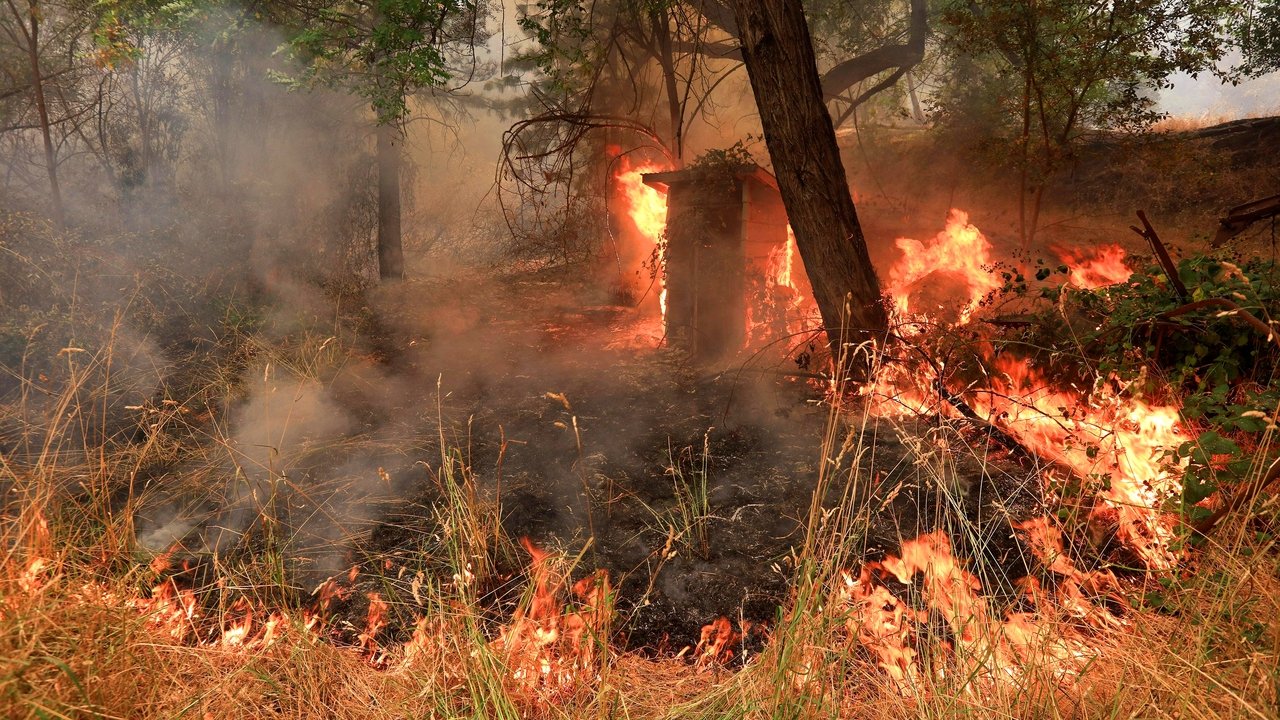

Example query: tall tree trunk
[376,122,404,280]
[728,0,888,369]
[1016,4,1036,250]
[1013,67,1034,248]
[24,0,64,228]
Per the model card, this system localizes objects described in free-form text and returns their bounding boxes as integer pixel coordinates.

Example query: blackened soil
[340,270,1044,652]
[135,267,1045,655]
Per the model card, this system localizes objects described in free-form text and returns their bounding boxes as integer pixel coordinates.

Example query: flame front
[868,337,1188,571]
[490,538,613,700]
[858,209,1196,684]
[9,206,1206,706]
[614,160,667,242]
[21,539,613,708]
[873,210,1189,568]
[838,531,1096,690]
[758,226,816,339]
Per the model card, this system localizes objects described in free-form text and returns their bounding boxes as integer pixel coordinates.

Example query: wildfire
[867,339,1187,569]
[1054,244,1132,289]
[838,531,1095,690]
[612,152,670,317]
[975,358,1188,569]
[493,539,606,690]
[887,209,1001,325]
[773,227,799,291]
[693,616,742,667]
[758,226,818,340]
[873,211,1190,567]
[14,537,617,709]
[8,206,1203,705]
[859,355,944,418]
[116,553,295,650]
[857,208,1196,688]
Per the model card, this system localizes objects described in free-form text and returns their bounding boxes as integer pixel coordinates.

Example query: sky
[1161,67,1280,118]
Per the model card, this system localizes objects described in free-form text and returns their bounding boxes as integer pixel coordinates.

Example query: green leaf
[1182,471,1216,506]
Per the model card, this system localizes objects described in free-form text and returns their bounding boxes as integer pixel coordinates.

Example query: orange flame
[868,349,1189,569]
[760,226,819,340]
[839,531,1096,689]
[137,578,199,641]
[1055,244,1132,289]
[975,358,1187,569]
[13,536,619,697]
[773,227,799,292]
[615,160,667,242]
[859,358,945,418]
[612,153,670,316]
[871,210,1190,569]
[693,616,754,668]
[887,209,1001,325]
[359,592,389,659]
[491,538,613,700]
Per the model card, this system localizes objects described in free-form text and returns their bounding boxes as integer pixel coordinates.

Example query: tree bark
[376,121,404,280]
[210,40,234,191]
[728,0,888,369]
[906,71,925,123]
[21,0,65,228]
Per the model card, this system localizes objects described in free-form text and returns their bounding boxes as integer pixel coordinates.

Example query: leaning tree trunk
[376,121,404,280]
[729,0,888,369]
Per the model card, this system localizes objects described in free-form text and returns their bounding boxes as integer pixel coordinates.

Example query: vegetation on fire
[1005,253,1280,535]
[5,284,1277,716]
[4,0,1280,717]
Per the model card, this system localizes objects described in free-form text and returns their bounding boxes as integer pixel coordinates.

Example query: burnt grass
[342,270,1047,655]
[131,269,1047,656]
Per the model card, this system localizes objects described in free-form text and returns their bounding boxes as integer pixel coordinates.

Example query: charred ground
[124,266,1050,656]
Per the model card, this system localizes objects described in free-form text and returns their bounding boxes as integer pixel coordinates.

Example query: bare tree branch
[818,0,926,101]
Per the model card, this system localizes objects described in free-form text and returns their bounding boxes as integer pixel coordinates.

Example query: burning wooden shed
[642,164,811,362]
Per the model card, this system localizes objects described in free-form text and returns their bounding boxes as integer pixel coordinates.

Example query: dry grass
[1148,113,1240,134]
[0,582,417,718]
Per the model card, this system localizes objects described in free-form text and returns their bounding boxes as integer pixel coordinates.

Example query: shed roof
[640,164,779,193]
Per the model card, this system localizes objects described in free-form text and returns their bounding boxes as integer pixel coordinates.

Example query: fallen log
[933,378,1086,485]
[1212,193,1280,248]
